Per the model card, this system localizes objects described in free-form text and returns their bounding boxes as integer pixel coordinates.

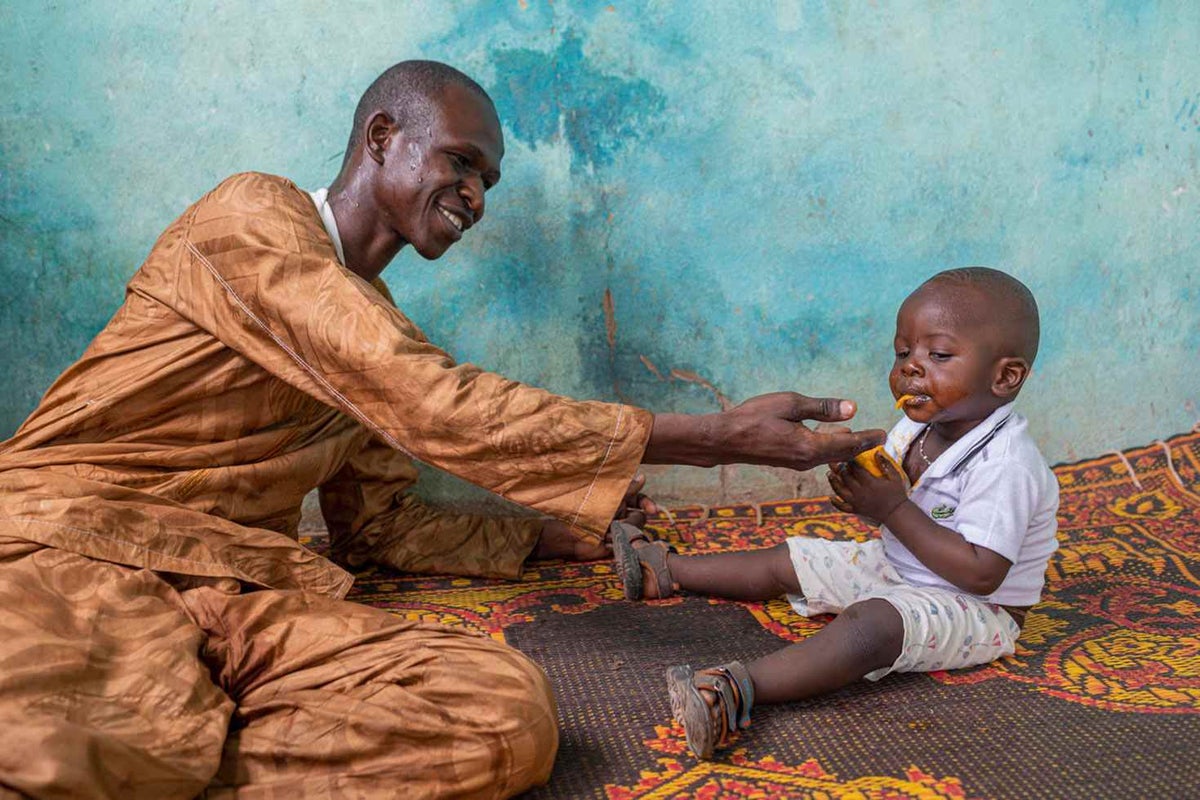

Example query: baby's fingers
[827,467,852,499]
[874,450,904,482]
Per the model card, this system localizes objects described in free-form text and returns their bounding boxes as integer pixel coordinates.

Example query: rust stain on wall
[668,368,734,412]
[638,354,666,381]
[603,287,617,349]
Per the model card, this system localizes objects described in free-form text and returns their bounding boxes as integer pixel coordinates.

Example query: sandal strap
[646,541,677,598]
[611,522,677,600]
[694,661,754,735]
[722,661,755,729]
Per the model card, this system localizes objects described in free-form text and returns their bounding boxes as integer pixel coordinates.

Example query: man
[0,61,882,799]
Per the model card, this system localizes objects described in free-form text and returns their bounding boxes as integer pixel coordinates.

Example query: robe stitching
[569,404,624,529]
[184,240,411,457]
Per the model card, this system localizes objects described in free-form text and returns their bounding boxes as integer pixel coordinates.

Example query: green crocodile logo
[930,504,956,520]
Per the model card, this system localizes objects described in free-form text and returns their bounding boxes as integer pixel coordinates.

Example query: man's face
[889,282,1004,426]
[373,83,504,260]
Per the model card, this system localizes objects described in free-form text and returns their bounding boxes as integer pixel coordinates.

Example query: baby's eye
[930,352,952,361]
[894,350,909,360]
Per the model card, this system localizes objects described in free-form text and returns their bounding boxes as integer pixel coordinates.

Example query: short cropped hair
[341,60,493,169]
[926,267,1041,363]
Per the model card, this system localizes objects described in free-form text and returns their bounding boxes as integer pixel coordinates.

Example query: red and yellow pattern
[321,429,1200,798]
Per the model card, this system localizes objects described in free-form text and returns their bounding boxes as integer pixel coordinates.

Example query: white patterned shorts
[785,537,1021,681]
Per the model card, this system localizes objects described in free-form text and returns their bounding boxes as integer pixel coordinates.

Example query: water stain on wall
[488,32,666,170]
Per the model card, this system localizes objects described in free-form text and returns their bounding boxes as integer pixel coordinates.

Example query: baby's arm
[872,502,1012,595]
[828,454,1011,595]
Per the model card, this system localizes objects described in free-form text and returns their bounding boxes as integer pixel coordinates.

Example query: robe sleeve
[155,173,651,539]
[318,435,542,580]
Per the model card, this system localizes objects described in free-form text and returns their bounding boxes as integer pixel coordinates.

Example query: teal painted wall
[3,1,1198,502]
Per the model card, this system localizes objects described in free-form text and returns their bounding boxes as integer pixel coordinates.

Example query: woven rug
[308,430,1200,798]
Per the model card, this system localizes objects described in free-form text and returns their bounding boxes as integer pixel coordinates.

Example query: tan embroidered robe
[0,172,651,799]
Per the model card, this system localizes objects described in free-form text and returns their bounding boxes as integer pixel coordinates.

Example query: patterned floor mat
[310,429,1200,798]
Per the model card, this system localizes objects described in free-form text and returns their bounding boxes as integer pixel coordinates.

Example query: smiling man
[0,61,882,799]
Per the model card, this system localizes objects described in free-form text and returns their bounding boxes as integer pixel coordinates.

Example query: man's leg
[0,541,231,800]
[188,588,558,800]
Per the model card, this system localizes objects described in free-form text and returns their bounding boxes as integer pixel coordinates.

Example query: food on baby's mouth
[894,394,916,409]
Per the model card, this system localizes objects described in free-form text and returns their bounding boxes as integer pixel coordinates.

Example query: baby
[614,267,1060,759]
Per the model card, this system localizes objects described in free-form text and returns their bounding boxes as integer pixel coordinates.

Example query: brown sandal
[610,521,677,600]
[665,661,755,759]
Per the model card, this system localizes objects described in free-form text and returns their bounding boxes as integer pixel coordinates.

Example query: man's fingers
[637,495,659,516]
[793,395,857,423]
[619,509,647,529]
[806,429,887,465]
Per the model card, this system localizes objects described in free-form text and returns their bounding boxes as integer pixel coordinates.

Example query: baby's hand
[827,451,909,525]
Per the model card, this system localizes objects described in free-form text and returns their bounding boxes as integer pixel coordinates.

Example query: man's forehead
[430,86,503,149]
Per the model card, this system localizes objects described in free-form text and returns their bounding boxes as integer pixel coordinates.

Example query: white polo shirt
[877,403,1060,606]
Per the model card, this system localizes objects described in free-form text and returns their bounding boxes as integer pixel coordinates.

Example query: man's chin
[412,239,451,260]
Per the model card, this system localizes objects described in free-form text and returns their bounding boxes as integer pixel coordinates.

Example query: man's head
[338,60,504,262]
[890,267,1041,427]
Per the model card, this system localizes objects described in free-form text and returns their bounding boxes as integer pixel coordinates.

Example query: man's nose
[459,176,485,222]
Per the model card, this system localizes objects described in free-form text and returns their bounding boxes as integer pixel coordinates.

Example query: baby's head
[891,267,1040,428]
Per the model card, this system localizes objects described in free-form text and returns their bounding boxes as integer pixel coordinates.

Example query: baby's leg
[747,597,903,702]
[667,598,904,758]
[670,542,800,600]
[621,538,798,600]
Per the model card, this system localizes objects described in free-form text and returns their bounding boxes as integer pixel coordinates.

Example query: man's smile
[437,204,469,235]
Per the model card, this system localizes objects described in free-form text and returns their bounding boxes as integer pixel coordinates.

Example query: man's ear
[992,357,1030,399]
[364,112,396,166]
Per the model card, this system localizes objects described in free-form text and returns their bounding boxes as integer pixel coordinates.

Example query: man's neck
[327,169,406,282]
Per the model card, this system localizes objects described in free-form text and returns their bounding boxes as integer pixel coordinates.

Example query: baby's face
[889,282,1005,426]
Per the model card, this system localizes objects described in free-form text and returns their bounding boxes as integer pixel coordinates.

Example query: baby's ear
[992,357,1030,399]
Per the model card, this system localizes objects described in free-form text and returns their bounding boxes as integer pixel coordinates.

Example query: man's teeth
[439,207,463,231]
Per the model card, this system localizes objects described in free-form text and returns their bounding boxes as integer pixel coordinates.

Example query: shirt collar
[913,402,1016,481]
[306,187,346,266]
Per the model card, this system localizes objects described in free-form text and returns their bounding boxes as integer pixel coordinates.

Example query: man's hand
[531,474,657,562]
[827,450,910,525]
[613,473,657,528]
[645,392,885,472]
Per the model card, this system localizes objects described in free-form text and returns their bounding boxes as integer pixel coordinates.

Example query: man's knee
[487,645,559,792]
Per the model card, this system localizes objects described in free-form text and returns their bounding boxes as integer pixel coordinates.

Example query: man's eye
[449,153,468,169]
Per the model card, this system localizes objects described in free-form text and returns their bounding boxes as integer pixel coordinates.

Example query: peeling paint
[2,3,1199,502]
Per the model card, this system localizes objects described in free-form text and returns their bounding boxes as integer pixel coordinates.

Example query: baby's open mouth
[895,394,931,409]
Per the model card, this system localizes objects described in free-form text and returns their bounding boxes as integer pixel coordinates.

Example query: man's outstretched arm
[645,392,885,471]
